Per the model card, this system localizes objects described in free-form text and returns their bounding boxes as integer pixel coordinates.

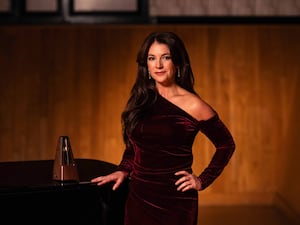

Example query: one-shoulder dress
[118,94,235,225]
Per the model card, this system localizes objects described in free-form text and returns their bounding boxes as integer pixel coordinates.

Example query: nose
[155,59,163,68]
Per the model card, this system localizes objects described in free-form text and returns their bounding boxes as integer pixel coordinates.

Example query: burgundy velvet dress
[118,94,235,225]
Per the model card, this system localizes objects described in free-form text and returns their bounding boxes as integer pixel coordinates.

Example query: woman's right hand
[91,170,128,191]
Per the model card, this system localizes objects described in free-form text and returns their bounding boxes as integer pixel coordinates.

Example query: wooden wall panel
[0,25,300,207]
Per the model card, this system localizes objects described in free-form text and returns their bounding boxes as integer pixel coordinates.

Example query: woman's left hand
[175,170,202,192]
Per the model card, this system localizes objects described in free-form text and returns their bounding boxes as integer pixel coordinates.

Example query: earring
[148,71,151,79]
[177,69,180,78]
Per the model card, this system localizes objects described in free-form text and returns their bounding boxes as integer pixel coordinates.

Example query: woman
[91,31,235,225]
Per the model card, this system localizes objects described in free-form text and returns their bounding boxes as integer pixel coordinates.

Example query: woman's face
[147,41,177,86]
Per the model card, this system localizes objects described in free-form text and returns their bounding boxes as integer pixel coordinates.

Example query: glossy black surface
[0,159,128,225]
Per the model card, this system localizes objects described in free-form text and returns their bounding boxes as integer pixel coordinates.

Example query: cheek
[147,62,155,71]
[168,64,177,75]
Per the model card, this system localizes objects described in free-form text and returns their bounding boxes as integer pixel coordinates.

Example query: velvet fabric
[118,94,235,225]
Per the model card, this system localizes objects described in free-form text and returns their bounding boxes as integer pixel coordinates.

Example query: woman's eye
[162,55,171,60]
[148,56,155,61]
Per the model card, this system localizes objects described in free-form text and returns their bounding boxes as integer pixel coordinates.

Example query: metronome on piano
[52,136,79,182]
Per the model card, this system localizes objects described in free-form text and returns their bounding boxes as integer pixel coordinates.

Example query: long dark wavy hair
[121,32,197,148]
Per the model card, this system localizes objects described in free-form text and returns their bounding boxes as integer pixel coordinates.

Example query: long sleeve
[197,114,235,190]
[117,140,135,173]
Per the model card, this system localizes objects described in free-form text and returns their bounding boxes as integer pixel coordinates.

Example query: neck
[156,84,180,99]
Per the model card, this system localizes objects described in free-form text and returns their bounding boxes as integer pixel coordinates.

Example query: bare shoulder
[179,92,216,121]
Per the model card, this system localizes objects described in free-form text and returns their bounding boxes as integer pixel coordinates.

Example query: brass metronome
[52,136,79,182]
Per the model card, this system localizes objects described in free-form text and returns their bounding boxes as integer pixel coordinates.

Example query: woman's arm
[197,114,236,190]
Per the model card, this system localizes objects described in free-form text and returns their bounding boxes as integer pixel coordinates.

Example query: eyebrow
[147,53,171,56]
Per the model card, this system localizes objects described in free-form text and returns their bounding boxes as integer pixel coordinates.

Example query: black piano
[0,159,128,225]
